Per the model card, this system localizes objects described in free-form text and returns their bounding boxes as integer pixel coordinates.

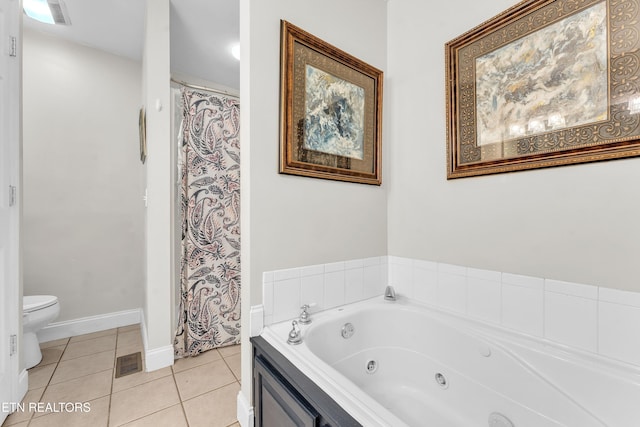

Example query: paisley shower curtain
[174,86,241,357]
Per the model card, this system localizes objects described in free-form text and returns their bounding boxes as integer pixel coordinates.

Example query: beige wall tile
[51,350,115,385]
[109,376,180,427]
[182,382,240,427]
[174,359,236,401]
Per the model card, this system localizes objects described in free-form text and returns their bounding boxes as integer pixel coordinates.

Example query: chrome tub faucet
[384,285,397,301]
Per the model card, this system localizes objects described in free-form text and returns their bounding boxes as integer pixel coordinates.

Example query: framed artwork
[139,107,147,164]
[446,0,640,179]
[279,20,383,185]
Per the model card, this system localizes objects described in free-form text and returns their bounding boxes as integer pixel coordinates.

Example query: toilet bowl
[23,295,60,369]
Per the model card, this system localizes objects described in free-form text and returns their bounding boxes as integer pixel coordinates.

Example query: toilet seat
[24,295,58,313]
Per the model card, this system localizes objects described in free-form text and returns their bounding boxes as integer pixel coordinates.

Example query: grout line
[105,331,119,427]
[23,337,240,427]
[24,338,70,426]
[219,349,241,383]
[171,366,190,426]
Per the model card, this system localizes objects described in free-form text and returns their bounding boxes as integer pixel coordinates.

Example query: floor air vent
[115,352,143,378]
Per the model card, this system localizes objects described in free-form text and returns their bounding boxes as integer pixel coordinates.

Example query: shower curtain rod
[170,78,239,100]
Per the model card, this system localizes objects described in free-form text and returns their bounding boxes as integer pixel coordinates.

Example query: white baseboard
[237,390,254,427]
[139,309,174,372]
[37,308,142,343]
[143,345,174,372]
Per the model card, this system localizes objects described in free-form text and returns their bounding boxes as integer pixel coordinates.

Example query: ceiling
[22,0,240,90]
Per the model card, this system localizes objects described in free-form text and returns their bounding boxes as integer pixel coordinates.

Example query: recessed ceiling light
[231,43,240,61]
[24,0,71,25]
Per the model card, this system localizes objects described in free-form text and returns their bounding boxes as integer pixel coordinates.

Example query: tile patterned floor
[2,325,241,427]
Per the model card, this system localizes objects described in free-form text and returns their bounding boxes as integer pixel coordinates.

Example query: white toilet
[23,295,60,369]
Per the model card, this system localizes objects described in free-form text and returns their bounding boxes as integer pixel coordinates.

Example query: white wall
[241,0,389,403]
[387,0,640,292]
[142,0,173,370]
[22,29,145,321]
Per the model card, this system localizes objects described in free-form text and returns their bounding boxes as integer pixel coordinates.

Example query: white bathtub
[260,296,640,427]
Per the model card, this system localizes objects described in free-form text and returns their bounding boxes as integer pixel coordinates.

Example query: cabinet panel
[255,355,318,427]
[252,336,361,427]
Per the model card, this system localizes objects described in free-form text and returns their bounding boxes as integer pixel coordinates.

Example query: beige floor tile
[37,345,65,367]
[51,350,115,385]
[172,348,221,373]
[27,364,56,390]
[28,396,109,427]
[39,338,69,349]
[1,387,44,425]
[109,376,180,427]
[117,324,141,333]
[69,328,117,343]
[218,344,241,358]
[224,353,241,381]
[112,366,172,394]
[115,344,144,359]
[174,359,236,401]
[61,335,117,361]
[120,404,187,427]
[116,330,142,349]
[39,370,112,413]
[182,382,240,427]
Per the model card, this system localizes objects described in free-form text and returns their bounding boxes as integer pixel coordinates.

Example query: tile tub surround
[389,256,640,368]
[262,256,388,325]
[261,256,640,368]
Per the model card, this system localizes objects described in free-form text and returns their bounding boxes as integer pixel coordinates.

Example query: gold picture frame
[446,0,640,179]
[279,20,383,185]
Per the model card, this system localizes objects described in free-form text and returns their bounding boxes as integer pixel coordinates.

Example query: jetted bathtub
[260,296,640,427]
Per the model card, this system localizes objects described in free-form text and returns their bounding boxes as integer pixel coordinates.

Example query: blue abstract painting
[475,2,608,146]
[304,65,365,160]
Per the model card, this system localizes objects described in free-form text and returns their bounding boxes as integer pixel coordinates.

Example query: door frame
[1,0,26,423]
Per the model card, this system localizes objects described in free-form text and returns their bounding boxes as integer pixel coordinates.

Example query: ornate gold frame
[279,21,383,185]
[446,0,640,179]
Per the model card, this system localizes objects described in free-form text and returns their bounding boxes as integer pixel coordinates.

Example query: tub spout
[384,285,397,301]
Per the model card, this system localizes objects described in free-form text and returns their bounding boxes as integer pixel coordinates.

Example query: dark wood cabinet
[252,336,361,427]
